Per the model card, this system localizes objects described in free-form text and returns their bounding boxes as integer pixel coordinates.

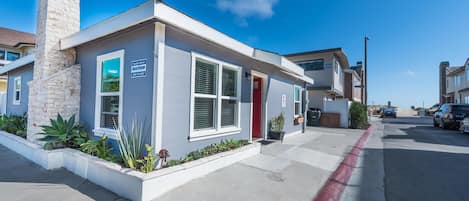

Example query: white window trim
[94,50,125,140]
[189,52,242,141]
[13,76,21,105]
[294,85,302,117]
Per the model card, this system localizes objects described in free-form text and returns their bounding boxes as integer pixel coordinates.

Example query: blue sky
[1,0,469,108]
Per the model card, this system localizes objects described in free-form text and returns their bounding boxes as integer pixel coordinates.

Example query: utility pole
[364,36,369,105]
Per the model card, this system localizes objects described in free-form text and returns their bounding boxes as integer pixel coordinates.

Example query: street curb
[312,125,375,201]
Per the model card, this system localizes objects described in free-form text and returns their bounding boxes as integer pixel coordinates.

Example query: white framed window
[190,52,242,140]
[94,50,124,139]
[13,76,21,105]
[294,86,302,117]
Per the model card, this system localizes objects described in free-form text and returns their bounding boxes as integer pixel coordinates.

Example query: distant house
[0,27,35,114]
[442,59,469,104]
[344,65,363,103]
[285,48,353,110]
[0,0,314,159]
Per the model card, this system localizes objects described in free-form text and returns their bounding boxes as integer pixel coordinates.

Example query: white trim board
[153,22,165,152]
[94,49,125,140]
[0,54,35,75]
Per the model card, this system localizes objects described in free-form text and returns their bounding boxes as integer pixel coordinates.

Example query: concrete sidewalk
[157,127,365,201]
[0,145,126,201]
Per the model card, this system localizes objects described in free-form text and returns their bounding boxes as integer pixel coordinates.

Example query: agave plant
[116,119,144,169]
[38,114,89,149]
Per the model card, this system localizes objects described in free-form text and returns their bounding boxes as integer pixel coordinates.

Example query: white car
[460,116,469,134]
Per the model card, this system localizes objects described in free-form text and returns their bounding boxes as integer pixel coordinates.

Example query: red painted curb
[313,125,374,201]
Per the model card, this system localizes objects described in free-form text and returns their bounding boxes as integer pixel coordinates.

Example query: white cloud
[404,70,415,76]
[216,0,279,23]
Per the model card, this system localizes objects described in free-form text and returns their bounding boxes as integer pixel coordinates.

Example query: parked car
[433,104,469,129]
[460,116,469,134]
[381,108,396,118]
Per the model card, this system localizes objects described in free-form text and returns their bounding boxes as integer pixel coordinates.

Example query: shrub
[116,119,145,169]
[38,114,89,149]
[80,135,121,163]
[270,113,285,132]
[350,102,368,129]
[137,144,157,173]
[0,113,27,138]
[164,139,250,168]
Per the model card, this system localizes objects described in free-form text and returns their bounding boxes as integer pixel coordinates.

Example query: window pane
[195,60,217,95]
[194,98,215,130]
[101,58,120,92]
[101,96,119,128]
[222,68,237,97]
[6,52,20,61]
[15,91,20,101]
[221,99,236,127]
[294,87,300,102]
[15,79,21,90]
[297,59,324,71]
[295,103,301,115]
[0,50,4,60]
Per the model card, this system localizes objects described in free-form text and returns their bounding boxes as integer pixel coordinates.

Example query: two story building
[285,48,360,110]
[0,27,36,114]
[442,59,469,104]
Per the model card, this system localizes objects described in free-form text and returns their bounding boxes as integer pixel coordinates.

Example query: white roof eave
[0,54,35,75]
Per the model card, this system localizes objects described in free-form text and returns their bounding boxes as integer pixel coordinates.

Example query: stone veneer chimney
[439,61,450,105]
[27,0,81,142]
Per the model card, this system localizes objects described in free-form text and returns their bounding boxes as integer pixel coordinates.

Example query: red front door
[252,77,262,138]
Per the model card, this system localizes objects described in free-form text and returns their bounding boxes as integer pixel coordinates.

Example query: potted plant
[294,114,304,125]
[268,113,285,141]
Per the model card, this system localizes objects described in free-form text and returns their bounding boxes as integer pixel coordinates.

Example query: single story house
[0,0,314,159]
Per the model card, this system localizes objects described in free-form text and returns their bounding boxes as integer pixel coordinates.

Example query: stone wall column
[27,0,81,142]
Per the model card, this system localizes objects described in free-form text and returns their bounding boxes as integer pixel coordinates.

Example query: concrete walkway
[157,127,365,201]
[0,145,126,201]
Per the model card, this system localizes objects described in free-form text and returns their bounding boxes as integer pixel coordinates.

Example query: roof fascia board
[60,0,156,50]
[254,49,304,75]
[154,2,253,57]
[0,54,35,75]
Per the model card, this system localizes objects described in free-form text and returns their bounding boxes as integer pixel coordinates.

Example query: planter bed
[0,131,261,201]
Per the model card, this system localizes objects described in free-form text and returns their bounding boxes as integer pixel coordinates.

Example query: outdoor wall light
[245,72,252,80]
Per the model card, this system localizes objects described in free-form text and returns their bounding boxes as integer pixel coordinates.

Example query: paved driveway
[0,145,125,201]
[157,127,364,201]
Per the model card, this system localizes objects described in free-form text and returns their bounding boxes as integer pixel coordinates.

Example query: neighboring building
[0,27,35,114]
[344,66,362,103]
[285,48,350,110]
[441,59,469,104]
[0,0,314,159]
[0,27,35,67]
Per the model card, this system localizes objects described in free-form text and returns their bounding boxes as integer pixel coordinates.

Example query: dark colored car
[433,104,469,129]
[381,108,396,118]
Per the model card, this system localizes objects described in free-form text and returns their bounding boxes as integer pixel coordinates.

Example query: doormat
[258,140,276,145]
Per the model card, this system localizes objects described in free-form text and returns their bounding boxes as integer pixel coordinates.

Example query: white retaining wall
[0,131,260,201]
[323,99,351,128]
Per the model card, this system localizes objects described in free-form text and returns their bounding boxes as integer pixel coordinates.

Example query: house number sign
[281,94,286,108]
[130,59,147,79]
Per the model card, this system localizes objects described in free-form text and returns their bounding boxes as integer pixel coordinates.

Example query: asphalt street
[342,116,469,201]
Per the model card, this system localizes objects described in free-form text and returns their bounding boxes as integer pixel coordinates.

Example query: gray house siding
[6,63,33,116]
[162,26,305,159]
[76,24,155,146]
